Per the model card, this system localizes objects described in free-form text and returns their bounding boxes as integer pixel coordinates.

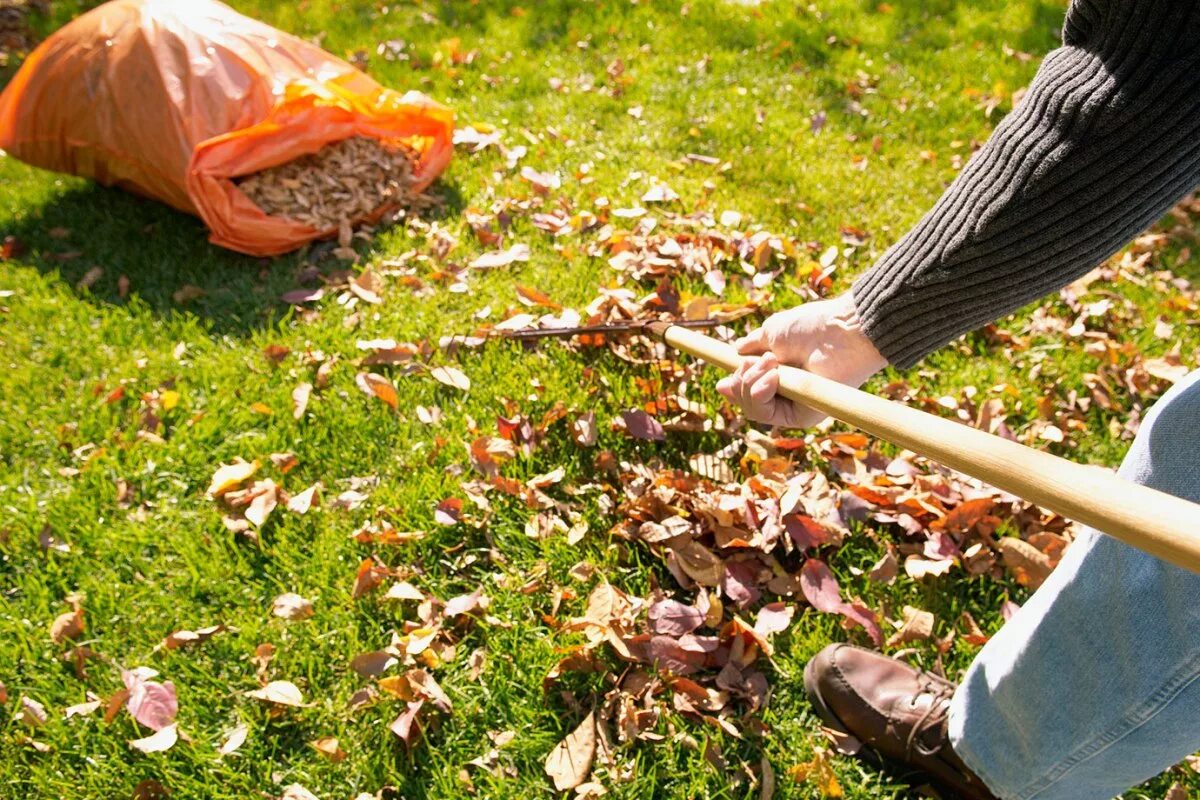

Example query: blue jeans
[948,370,1200,800]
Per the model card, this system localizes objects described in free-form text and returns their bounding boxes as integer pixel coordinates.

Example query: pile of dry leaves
[237,136,427,248]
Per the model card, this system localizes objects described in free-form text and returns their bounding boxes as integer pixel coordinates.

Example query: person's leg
[949,370,1200,800]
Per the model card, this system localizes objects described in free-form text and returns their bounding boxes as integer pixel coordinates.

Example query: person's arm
[721,0,1200,425]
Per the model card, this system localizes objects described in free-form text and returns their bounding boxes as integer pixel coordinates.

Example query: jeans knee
[1117,370,1200,502]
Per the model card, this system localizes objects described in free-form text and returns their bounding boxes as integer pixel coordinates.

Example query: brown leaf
[162,624,225,650]
[996,537,1053,589]
[544,710,597,791]
[515,284,562,310]
[351,651,398,677]
[272,593,314,621]
[620,409,664,441]
[352,558,391,598]
[17,695,48,727]
[50,606,85,644]
[885,606,935,648]
[311,736,347,762]
[355,372,399,410]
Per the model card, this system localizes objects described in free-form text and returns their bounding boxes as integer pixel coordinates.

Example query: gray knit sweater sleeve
[852,0,1200,368]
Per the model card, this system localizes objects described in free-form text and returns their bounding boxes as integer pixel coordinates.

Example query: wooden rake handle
[651,323,1200,575]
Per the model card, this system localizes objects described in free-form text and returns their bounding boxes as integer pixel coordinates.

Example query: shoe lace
[905,673,955,760]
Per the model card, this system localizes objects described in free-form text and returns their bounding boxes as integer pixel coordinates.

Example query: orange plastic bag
[0,0,454,256]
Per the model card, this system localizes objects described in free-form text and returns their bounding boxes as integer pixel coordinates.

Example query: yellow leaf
[160,390,179,411]
[207,459,259,497]
[250,402,273,415]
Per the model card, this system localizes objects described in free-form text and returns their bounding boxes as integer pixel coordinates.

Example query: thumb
[735,326,769,355]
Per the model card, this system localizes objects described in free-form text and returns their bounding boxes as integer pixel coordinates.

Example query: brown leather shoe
[803,644,997,800]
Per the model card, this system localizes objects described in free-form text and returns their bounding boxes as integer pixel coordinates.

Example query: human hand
[716,292,888,428]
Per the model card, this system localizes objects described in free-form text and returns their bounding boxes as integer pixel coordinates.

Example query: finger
[745,361,828,429]
[716,360,753,404]
[735,327,769,355]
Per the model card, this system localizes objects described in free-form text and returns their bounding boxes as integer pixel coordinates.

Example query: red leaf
[799,560,881,645]
[621,409,665,441]
[434,497,462,526]
[648,600,704,636]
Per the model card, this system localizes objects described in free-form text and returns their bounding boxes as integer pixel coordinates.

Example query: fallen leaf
[311,736,347,762]
[544,711,597,791]
[130,723,178,753]
[648,599,704,636]
[641,184,679,203]
[122,669,178,731]
[384,581,426,602]
[247,680,309,707]
[351,651,398,677]
[279,786,320,800]
[516,284,562,310]
[431,365,471,391]
[273,593,314,621]
[621,409,665,441]
[292,382,313,420]
[217,723,249,757]
[753,602,795,638]
[799,560,881,645]
[17,695,48,727]
[469,244,530,270]
[162,624,225,650]
[995,537,1053,589]
[786,746,842,797]
[356,372,399,410]
[286,483,321,514]
[50,606,85,644]
[435,497,463,526]
[65,699,102,719]
[390,699,425,746]
[207,459,259,497]
[885,606,936,647]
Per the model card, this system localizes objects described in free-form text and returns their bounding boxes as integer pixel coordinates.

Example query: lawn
[2,1,1198,798]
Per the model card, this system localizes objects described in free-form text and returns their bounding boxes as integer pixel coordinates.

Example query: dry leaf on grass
[311,736,347,762]
[356,372,399,410]
[292,382,312,420]
[544,711,597,791]
[431,365,471,391]
[273,593,314,621]
[49,604,85,644]
[207,459,259,497]
[122,668,178,731]
[885,606,936,648]
[247,680,309,708]
[217,723,249,757]
[16,695,47,727]
[130,723,178,753]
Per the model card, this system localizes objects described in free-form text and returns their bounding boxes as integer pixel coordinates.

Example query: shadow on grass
[2,177,465,338]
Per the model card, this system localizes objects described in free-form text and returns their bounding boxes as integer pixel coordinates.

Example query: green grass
[2,1,1198,798]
